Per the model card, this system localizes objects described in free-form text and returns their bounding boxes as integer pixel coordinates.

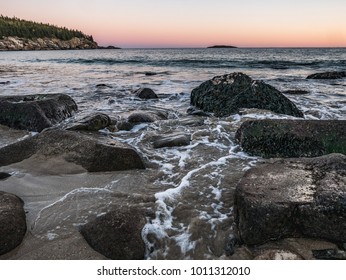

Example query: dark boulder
[190,72,303,117]
[0,94,77,132]
[235,119,346,158]
[79,208,146,259]
[134,88,158,100]
[67,113,113,131]
[153,133,191,149]
[0,172,11,180]
[307,71,346,79]
[0,129,145,172]
[234,153,346,245]
[0,191,27,255]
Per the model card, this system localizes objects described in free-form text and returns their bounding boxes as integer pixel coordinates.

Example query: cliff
[0,36,98,51]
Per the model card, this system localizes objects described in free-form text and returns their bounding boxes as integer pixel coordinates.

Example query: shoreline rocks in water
[152,133,191,149]
[307,71,346,79]
[66,113,114,131]
[134,88,159,100]
[235,119,346,158]
[234,153,346,245]
[0,129,145,172]
[0,36,98,51]
[79,208,146,259]
[190,72,303,118]
[0,191,27,255]
[0,94,78,132]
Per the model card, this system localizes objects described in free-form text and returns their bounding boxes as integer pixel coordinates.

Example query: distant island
[0,16,98,51]
[207,45,237,49]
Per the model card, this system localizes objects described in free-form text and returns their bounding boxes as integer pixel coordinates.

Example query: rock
[134,88,158,100]
[0,191,27,255]
[235,119,346,158]
[307,71,346,79]
[0,172,11,180]
[283,89,309,95]
[67,113,112,131]
[191,72,303,117]
[79,208,146,259]
[145,72,158,76]
[0,129,145,172]
[187,107,213,117]
[96,84,112,88]
[0,81,10,85]
[98,46,121,49]
[234,153,346,245]
[116,121,135,131]
[0,94,78,132]
[312,249,346,260]
[125,110,168,126]
[153,133,191,148]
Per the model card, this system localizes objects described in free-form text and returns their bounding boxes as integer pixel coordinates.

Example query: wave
[31,57,346,70]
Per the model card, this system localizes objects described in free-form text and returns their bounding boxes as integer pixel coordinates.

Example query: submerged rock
[0,191,27,255]
[0,94,77,132]
[235,119,346,158]
[307,71,346,79]
[153,133,191,148]
[234,153,346,245]
[190,72,303,117]
[283,89,309,95]
[79,208,146,259]
[0,129,145,172]
[134,88,158,100]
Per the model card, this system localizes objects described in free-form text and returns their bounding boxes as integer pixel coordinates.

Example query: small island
[207,45,237,49]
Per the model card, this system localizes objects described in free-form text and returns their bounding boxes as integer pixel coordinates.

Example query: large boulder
[307,71,346,79]
[0,191,27,255]
[0,94,77,132]
[235,119,346,158]
[0,129,145,172]
[79,208,146,259]
[234,154,346,245]
[190,72,303,117]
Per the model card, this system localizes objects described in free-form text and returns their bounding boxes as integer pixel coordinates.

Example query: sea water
[0,48,345,259]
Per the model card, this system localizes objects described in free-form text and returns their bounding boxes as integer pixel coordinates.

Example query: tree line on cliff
[0,15,94,42]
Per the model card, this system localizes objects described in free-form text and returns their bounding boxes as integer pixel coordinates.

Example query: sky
[1,0,346,48]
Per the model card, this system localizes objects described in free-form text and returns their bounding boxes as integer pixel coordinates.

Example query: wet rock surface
[234,154,346,246]
[0,129,145,172]
[236,119,346,158]
[79,208,146,259]
[0,94,78,132]
[67,113,113,131]
[0,191,27,255]
[190,72,303,117]
[153,133,191,149]
[307,71,346,79]
[134,88,158,99]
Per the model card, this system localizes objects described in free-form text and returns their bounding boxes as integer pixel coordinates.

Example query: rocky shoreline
[0,36,98,51]
[0,71,345,260]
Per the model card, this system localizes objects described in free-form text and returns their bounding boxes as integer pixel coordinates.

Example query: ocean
[0,48,345,259]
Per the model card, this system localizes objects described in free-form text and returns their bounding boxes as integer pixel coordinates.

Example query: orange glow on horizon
[1,0,346,48]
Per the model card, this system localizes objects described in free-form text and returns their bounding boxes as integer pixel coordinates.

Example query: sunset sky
[1,0,346,48]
